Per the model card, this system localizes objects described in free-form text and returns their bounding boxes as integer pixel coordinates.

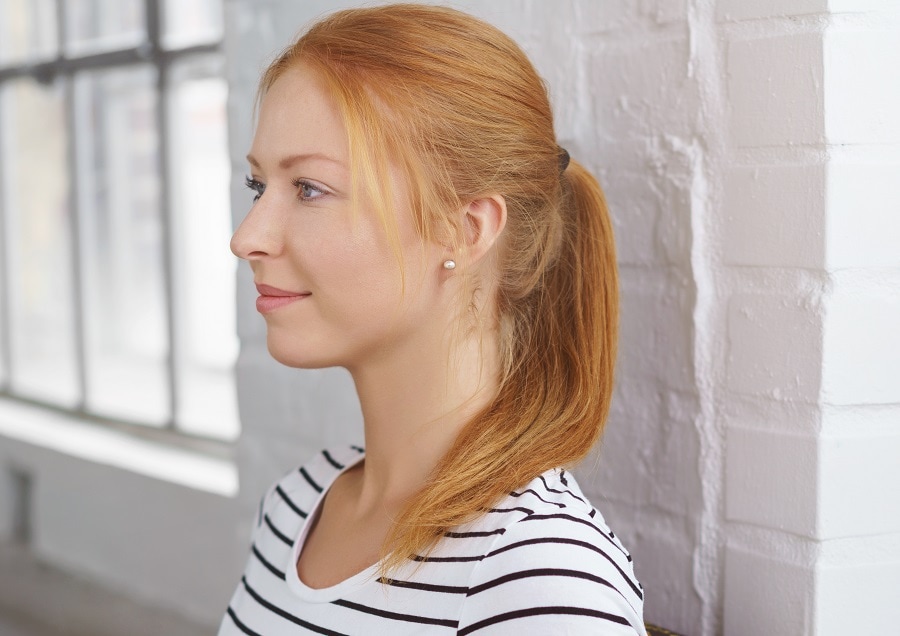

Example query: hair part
[259,3,619,575]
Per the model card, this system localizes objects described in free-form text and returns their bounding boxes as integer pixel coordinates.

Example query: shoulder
[456,469,646,635]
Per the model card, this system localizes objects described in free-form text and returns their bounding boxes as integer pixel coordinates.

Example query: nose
[230,196,282,261]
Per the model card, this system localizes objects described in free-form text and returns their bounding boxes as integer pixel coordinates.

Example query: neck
[347,325,499,510]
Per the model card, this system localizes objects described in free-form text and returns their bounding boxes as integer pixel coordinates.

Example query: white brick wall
[816,550,900,635]
[716,0,900,633]
[726,294,823,401]
[727,33,826,147]
[724,546,816,636]
[721,165,826,268]
[823,282,900,405]
[725,427,819,536]
[225,1,900,634]
[824,28,900,144]
[826,161,900,269]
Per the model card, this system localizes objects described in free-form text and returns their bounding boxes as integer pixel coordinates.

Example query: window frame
[0,0,234,451]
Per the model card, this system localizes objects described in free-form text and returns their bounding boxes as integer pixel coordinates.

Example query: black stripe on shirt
[457,606,631,635]
[509,488,566,508]
[522,513,632,561]
[444,528,506,538]
[331,599,458,628]
[486,536,643,600]
[539,474,586,504]
[377,577,468,594]
[226,606,263,636]
[412,554,482,563]
[240,577,347,636]
[251,544,285,580]
[466,567,623,598]
[275,485,309,518]
[322,449,345,470]
[299,466,323,493]
[263,514,294,547]
[488,506,534,515]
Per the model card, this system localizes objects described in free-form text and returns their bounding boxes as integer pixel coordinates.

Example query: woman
[221,4,644,635]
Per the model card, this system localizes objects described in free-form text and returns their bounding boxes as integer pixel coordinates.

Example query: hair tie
[558,146,570,172]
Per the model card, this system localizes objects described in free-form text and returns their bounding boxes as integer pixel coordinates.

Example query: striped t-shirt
[219,446,646,635]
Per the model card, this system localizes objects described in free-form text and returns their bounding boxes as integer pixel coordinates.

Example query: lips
[255,283,310,314]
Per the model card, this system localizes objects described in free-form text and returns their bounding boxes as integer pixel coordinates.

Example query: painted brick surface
[725,427,819,536]
[826,161,900,269]
[588,37,698,140]
[717,0,828,21]
[828,0,900,11]
[721,165,826,268]
[819,433,900,538]
[822,282,900,405]
[727,33,825,148]
[619,277,695,391]
[825,29,900,144]
[816,557,900,635]
[628,523,703,634]
[724,545,815,636]
[725,294,823,401]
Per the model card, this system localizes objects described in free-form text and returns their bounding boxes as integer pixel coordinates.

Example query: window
[0,0,238,441]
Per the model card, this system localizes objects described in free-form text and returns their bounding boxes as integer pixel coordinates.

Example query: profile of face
[230,63,450,371]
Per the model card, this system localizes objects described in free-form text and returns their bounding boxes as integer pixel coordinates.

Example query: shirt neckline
[284,451,377,603]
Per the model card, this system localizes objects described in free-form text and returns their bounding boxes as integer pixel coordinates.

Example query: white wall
[0,417,244,626]
[719,2,900,634]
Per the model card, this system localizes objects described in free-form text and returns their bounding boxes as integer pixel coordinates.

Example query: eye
[244,176,265,202]
[292,178,328,202]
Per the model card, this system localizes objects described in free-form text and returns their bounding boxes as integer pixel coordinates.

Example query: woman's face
[231,63,447,370]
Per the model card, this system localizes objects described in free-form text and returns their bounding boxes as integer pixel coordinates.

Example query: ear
[460,194,507,266]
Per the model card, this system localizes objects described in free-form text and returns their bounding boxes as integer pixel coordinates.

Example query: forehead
[251,64,349,165]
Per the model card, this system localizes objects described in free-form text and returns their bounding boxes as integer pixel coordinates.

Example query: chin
[265,333,339,370]
[268,346,326,369]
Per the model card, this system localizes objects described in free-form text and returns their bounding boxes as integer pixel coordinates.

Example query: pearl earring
[442,259,456,270]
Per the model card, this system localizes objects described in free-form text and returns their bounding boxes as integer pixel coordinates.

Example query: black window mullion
[0,91,11,390]
[147,0,181,431]
[57,0,89,411]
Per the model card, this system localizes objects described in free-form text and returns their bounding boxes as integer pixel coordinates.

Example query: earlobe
[462,194,507,266]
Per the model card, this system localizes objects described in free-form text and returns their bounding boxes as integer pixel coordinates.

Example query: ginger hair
[258,4,619,575]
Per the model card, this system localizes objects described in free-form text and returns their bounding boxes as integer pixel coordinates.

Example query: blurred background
[1,1,899,636]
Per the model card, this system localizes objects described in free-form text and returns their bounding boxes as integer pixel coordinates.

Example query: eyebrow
[246,152,346,170]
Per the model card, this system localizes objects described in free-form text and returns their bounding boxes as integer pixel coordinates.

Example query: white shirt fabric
[218,446,646,635]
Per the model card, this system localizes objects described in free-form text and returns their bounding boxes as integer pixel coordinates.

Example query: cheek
[314,228,405,306]
[299,208,432,316]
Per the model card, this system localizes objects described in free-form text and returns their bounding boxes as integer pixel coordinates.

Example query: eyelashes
[245,176,265,202]
[291,178,327,201]
[244,176,328,203]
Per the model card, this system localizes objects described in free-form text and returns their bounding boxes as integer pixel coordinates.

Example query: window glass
[65,0,145,55]
[167,56,238,439]
[0,0,58,66]
[0,0,236,440]
[73,66,170,425]
[0,79,79,406]
[162,0,223,50]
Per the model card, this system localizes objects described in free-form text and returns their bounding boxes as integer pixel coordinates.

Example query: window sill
[0,398,238,497]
